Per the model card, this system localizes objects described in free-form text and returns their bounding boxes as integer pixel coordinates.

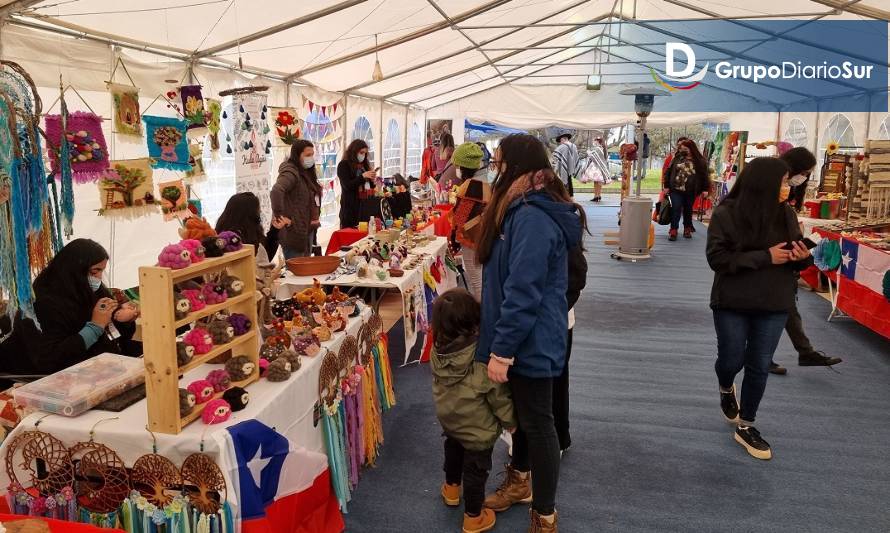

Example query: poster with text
[224,92,273,227]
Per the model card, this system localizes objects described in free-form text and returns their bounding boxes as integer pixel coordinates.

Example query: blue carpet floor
[344,204,890,532]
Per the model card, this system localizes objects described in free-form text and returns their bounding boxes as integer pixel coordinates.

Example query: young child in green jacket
[431,288,516,533]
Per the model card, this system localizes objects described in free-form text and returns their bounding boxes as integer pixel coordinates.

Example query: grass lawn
[573,168,662,192]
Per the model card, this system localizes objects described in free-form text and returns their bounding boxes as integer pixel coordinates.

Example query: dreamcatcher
[69,437,130,524]
[4,427,77,520]
[180,451,226,515]
[130,431,182,507]
[357,316,384,466]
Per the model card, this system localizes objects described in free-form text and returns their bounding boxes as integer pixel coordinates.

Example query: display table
[0,307,381,532]
[0,514,124,532]
[324,219,441,256]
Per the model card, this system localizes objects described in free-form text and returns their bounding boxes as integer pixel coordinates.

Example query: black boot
[768,362,787,375]
[799,351,843,366]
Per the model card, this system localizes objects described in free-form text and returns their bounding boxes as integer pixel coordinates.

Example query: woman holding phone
[338,139,378,228]
[706,157,813,460]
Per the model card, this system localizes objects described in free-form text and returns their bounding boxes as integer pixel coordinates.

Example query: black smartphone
[782,238,818,250]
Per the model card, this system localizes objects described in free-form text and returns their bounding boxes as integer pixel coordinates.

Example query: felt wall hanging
[206,99,222,151]
[143,115,191,172]
[107,82,142,137]
[185,142,205,181]
[269,107,300,147]
[99,158,157,219]
[179,85,206,130]
[45,111,112,183]
[157,179,189,221]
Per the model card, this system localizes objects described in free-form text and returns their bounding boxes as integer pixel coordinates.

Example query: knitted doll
[187,379,215,404]
[202,235,227,258]
[260,343,286,362]
[217,231,243,252]
[179,217,217,241]
[292,335,320,357]
[202,399,231,424]
[183,327,213,355]
[228,313,251,336]
[158,244,191,269]
[220,274,244,297]
[225,355,256,381]
[179,239,206,263]
[173,291,191,320]
[208,319,234,345]
[180,288,206,312]
[280,350,301,372]
[223,387,249,412]
[271,299,296,321]
[202,283,228,305]
[266,358,292,382]
[206,369,231,393]
[176,341,195,366]
[179,388,196,417]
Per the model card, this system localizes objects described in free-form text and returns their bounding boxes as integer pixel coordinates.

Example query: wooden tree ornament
[130,453,182,507]
[5,430,74,497]
[68,441,130,513]
[358,323,374,366]
[337,335,358,375]
[318,349,341,407]
[180,452,226,515]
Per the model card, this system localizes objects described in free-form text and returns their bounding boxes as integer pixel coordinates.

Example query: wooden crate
[139,246,259,434]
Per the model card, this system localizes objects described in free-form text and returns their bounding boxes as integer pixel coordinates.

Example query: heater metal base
[610,250,652,262]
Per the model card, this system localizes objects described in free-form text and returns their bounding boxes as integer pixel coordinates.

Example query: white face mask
[487,169,498,183]
[357,153,366,163]
[455,168,462,180]
[301,157,315,169]
[88,276,102,291]
[788,173,808,187]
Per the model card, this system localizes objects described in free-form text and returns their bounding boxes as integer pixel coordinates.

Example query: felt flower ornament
[826,140,840,156]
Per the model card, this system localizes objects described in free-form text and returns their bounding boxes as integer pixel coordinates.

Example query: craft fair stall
[323,206,449,256]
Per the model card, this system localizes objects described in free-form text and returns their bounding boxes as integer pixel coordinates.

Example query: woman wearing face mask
[447,142,489,299]
[271,139,323,259]
[707,157,813,460]
[338,139,377,229]
[663,139,710,241]
[0,239,140,379]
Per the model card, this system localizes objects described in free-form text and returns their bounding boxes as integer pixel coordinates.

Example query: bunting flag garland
[179,85,207,129]
[143,115,192,172]
[107,82,142,137]
[45,111,113,183]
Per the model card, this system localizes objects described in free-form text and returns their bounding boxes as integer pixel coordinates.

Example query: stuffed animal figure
[179,217,217,241]
[174,291,191,320]
[183,327,214,355]
[206,369,231,392]
[218,230,243,252]
[158,244,192,269]
[180,288,206,312]
[258,358,270,377]
[220,274,244,297]
[260,343,285,362]
[208,319,234,345]
[223,387,249,412]
[312,325,332,342]
[228,313,252,336]
[271,299,296,321]
[179,388,196,417]
[266,318,292,348]
[295,279,327,305]
[266,358,292,382]
[201,399,232,424]
[225,355,256,381]
[187,379,215,404]
[293,335,321,357]
[202,235,227,258]
[202,283,228,305]
[176,341,195,366]
[281,350,301,372]
[179,239,206,263]
[327,286,348,303]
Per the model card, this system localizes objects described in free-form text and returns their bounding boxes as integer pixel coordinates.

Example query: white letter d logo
[666,43,695,78]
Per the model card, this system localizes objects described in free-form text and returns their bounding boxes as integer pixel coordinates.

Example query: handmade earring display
[179,388,196,416]
[206,369,231,392]
[217,230,243,252]
[266,358,292,381]
[179,238,206,263]
[222,387,249,412]
[220,274,244,297]
[176,341,194,366]
[201,235,226,257]
[186,379,215,404]
[183,327,213,355]
[157,243,191,269]
[228,313,251,335]
[207,318,234,345]
[202,282,228,305]
[201,399,232,424]
[224,355,255,381]
[173,291,191,320]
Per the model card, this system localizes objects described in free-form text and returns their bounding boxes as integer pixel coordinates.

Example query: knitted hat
[451,142,484,169]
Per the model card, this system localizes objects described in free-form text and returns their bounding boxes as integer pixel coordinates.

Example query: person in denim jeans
[706,157,813,460]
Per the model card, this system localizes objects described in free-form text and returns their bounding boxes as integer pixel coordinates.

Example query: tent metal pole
[807,0,887,21]
[404,105,409,175]
[454,12,835,29]
[292,0,513,78]
[865,95,872,138]
[192,0,368,58]
[342,92,349,158]
[379,100,384,173]
[0,0,42,18]
[343,0,590,93]
[424,0,505,81]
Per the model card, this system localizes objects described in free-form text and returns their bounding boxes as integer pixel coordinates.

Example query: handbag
[655,195,672,225]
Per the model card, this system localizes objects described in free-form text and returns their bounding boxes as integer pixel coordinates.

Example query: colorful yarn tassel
[8,157,35,321]
[373,336,396,410]
[58,97,75,236]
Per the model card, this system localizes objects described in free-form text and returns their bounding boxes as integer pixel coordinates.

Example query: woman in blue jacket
[477,134,585,533]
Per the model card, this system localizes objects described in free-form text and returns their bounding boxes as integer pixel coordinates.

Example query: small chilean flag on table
[225,420,344,533]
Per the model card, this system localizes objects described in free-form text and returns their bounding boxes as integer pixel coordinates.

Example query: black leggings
[510,375,560,516]
[552,329,572,450]
[443,437,493,516]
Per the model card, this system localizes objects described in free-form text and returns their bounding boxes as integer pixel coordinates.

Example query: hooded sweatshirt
[476,189,583,378]
[431,335,516,450]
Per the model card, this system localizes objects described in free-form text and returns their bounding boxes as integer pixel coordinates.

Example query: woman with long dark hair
[478,134,585,533]
[338,139,377,228]
[434,133,455,177]
[663,139,710,240]
[215,192,286,260]
[271,139,323,259]
[707,157,813,460]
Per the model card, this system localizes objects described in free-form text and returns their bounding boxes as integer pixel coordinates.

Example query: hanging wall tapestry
[179,85,206,130]
[185,142,205,181]
[143,115,192,172]
[45,111,113,183]
[157,179,188,221]
[107,82,142,137]
[99,158,157,219]
[269,107,300,147]
[205,99,222,151]
[222,91,272,226]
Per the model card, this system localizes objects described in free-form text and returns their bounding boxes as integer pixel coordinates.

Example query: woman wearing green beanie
[449,142,489,299]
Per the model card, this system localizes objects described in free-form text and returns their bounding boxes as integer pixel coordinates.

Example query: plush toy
[179,217,217,241]
[258,358,270,377]
[220,274,244,297]
[208,319,234,345]
[218,230,243,252]
[260,343,285,362]
[271,299,296,321]
[228,313,251,336]
[202,399,232,424]
[173,291,191,320]
[176,341,195,366]
[183,327,213,355]
[223,387,250,412]
[295,279,326,306]
[202,283,228,305]
[179,388,196,417]
[158,244,192,269]
[179,239,206,263]
[225,355,256,381]
[327,286,348,303]
[187,379,215,404]
[266,358,292,382]
[266,318,292,348]
[292,335,321,357]
[312,325,332,342]
[206,369,231,392]
[202,235,227,258]
[281,350,301,372]
[180,288,206,312]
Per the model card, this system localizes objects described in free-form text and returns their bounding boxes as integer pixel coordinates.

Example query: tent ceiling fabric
[5,0,889,108]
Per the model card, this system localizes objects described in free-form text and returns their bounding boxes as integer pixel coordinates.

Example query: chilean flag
[837,238,890,340]
[224,420,344,533]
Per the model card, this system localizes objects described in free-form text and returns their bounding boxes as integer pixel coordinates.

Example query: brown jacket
[270,160,321,254]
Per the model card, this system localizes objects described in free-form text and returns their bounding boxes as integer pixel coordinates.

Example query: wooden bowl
[286,256,341,276]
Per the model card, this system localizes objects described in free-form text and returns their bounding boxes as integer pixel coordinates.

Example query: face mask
[301,157,315,169]
[779,184,791,203]
[487,169,498,183]
[357,154,366,163]
[455,168,462,180]
[788,173,808,187]
[88,276,102,291]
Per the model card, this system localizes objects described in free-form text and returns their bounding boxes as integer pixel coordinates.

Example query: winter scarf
[490,170,551,234]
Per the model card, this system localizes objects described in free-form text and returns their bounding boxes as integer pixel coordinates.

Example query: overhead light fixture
[586,74,601,91]
[372,34,384,82]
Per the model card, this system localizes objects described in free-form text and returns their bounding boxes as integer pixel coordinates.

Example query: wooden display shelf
[169,247,255,282]
[174,292,254,329]
[177,329,258,376]
[180,375,258,426]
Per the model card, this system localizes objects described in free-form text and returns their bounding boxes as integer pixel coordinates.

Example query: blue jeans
[281,246,308,259]
[669,190,695,230]
[713,309,789,423]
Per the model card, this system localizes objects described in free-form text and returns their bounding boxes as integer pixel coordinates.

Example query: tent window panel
[783,118,807,147]
[352,116,376,167]
[303,109,339,225]
[383,118,402,177]
[822,113,855,149]
[878,115,890,140]
[406,122,423,178]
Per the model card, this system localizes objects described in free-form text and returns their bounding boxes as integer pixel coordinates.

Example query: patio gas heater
[612,87,670,262]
